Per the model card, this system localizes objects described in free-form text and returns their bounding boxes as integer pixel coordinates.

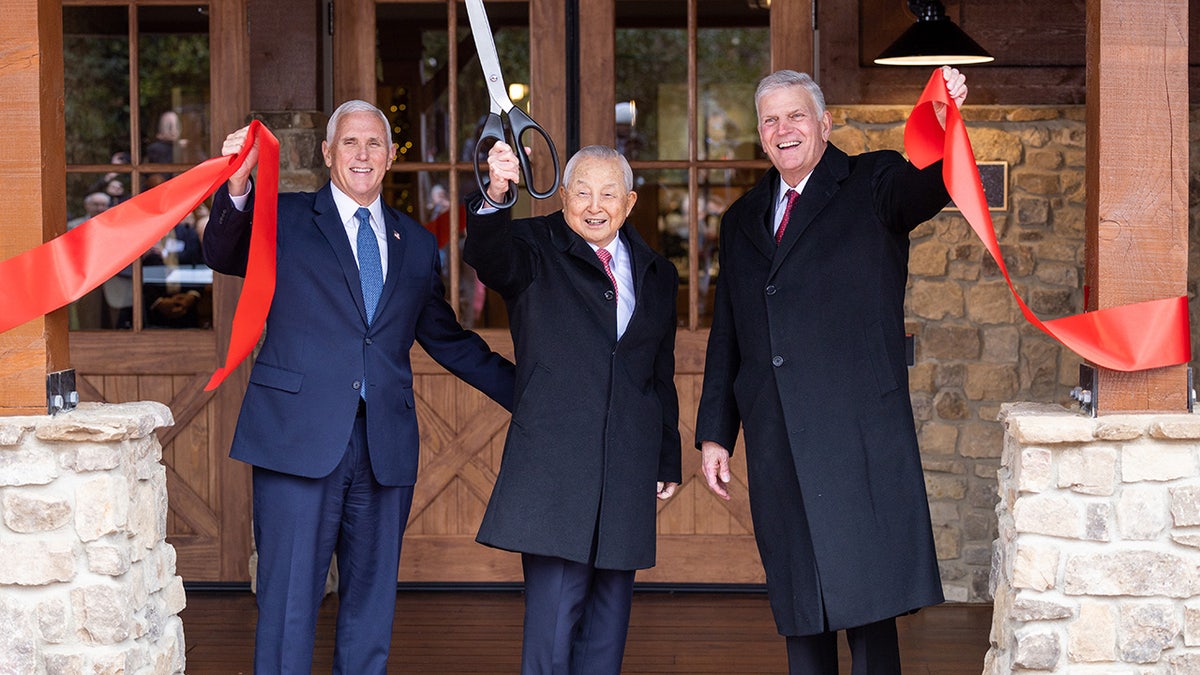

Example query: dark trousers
[251,413,415,674]
[785,617,901,675]
[520,553,637,675]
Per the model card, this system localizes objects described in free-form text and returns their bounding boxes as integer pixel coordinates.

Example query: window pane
[615,0,686,162]
[138,5,210,188]
[65,174,126,330]
[63,6,131,166]
[142,203,213,329]
[698,28,769,162]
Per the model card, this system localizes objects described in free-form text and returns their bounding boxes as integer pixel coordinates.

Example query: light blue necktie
[355,207,383,325]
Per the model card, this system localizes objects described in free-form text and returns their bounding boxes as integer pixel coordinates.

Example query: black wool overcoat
[696,145,947,636]
[465,204,682,571]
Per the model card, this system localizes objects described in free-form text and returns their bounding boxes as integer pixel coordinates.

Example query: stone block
[1093,418,1145,442]
[1000,404,1095,444]
[960,423,1004,459]
[3,490,72,532]
[37,596,70,643]
[1168,653,1200,675]
[1116,487,1169,540]
[1122,444,1196,483]
[1013,628,1061,670]
[919,324,980,359]
[967,282,1020,324]
[909,240,949,276]
[0,540,77,585]
[1065,550,1200,597]
[964,362,1022,398]
[925,473,968,500]
[75,474,131,542]
[1185,603,1200,647]
[1012,487,1089,535]
[1170,485,1200,527]
[981,326,1020,363]
[43,652,86,675]
[0,443,59,486]
[62,442,123,472]
[1067,602,1116,662]
[0,596,38,674]
[86,542,132,576]
[71,584,133,645]
[1011,542,1060,591]
[1057,446,1117,496]
[934,391,969,420]
[36,401,172,443]
[1085,502,1112,542]
[908,279,965,320]
[918,423,958,457]
[1149,417,1200,440]
[1016,447,1053,493]
[1011,592,1074,622]
[1119,603,1179,664]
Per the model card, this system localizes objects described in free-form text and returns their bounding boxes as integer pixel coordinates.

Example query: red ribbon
[0,120,279,390]
[906,70,1191,372]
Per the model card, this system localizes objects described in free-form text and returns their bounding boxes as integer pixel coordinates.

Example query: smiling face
[757,85,832,186]
[559,156,638,248]
[322,110,396,206]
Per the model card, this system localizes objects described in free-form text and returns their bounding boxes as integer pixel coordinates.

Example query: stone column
[986,403,1200,673]
[0,402,186,674]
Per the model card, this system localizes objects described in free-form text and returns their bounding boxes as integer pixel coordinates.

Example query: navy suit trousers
[251,413,415,674]
[520,553,636,675]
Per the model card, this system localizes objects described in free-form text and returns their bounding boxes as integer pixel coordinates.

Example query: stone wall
[0,402,186,674]
[830,104,1095,602]
[985,403,1200,672]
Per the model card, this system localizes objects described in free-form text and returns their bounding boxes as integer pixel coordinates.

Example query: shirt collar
[330,183,383,228]
[776,172,814,206]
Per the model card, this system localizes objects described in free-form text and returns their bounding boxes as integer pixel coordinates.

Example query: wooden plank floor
[180,591,992,674]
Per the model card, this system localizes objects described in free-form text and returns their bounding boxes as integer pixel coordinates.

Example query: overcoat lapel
[768,146,848,280]
[738,180,777,263]
[550,214,622,338]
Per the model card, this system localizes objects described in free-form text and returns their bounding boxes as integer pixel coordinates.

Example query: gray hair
[754,70,826,118]
[562,145,634,192]
[326,100,392,149]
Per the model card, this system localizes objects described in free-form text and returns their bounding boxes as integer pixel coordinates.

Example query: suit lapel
[735,173,777,263]
[312,185,371,325]
[371,205,409,323]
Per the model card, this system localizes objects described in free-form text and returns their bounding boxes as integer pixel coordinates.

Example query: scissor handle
[474,112,518,210]
[505,106,562,200]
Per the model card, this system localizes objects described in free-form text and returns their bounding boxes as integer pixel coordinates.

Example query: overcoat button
[604,290,615,301]
[765,285,776,295]
[772,355,784,367]
[352,381,362,390]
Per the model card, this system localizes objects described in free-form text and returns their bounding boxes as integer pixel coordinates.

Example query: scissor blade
[465,0,514,113]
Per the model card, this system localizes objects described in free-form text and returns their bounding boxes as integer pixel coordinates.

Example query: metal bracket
[46,369,78,416]
[1070,364,1097,418]
[1071,364,1195,417]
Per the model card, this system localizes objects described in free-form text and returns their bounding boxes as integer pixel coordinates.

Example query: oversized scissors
[466,0,561,209]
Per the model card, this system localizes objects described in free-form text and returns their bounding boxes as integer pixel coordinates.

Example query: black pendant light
[874,0,994,66]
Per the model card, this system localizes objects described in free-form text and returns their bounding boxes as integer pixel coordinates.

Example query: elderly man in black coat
[465,142,682,674]
[696,67,969,674]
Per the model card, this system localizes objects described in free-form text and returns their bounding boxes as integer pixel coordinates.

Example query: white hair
[754,70,826,118]
[563,145,634,192]
[326,100,392,148]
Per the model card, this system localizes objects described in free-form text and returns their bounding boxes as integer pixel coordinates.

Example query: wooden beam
[529,0,566,217]
[0,0,68,415]
[578,0,615,147]
[1085,0,1190,413]
[771,0,813,74]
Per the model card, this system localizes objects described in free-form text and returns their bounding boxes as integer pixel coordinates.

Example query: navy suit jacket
[205,183,514,487]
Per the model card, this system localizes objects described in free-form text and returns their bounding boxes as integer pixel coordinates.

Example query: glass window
[63,3,212,331]
[616,0,770,327]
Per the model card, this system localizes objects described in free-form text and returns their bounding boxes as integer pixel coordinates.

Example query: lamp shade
[874,15,994,66]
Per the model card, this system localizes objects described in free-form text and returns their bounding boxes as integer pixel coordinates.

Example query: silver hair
[754,70,826,118]
[562,145,634,192]
[326,100,393,149]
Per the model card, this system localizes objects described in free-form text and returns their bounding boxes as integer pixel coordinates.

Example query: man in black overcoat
[696,67,969,674]
[465,142,682,674]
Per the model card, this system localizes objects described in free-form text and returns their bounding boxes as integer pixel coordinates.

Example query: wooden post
[1084,0,1190,414]
[772,0,813,75]
[0,0,68,416]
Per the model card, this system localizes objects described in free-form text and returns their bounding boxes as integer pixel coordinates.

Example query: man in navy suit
[205,100,514,673]
[466,143,681,674]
